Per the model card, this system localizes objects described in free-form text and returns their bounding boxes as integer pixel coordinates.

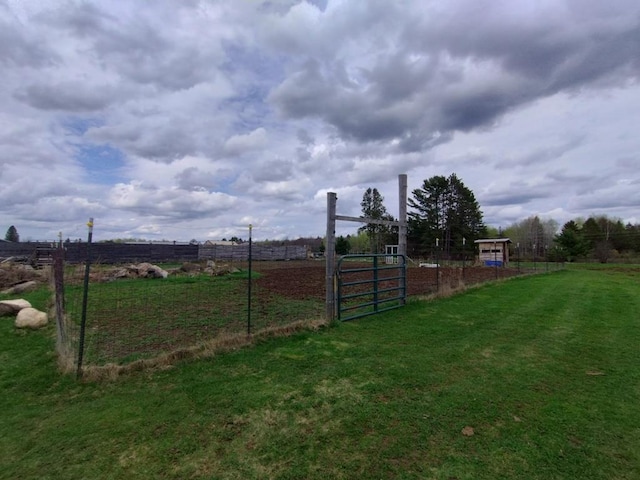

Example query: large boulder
[180,262,201,273]
[0,299,32,317]
[1,280,39,295]
[136,262,169,279]
[15,307,48,329]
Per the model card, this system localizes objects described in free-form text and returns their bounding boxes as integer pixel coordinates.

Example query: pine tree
[408,174,485,259]
[554,220,588,261]
[359,188,396,253]
[4,225,19,242]
[335,235,351,255]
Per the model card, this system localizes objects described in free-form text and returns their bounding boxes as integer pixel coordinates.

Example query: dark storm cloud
[269,0,640,147]
[269,57,428,147]
[406,0,640,88]
[14,82,114,112]
[504,137,586,168]
[481,189,552,207]
[436,89,520,132]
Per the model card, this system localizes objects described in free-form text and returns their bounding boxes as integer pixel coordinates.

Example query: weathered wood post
[326,192,337,321]
[398,174,407,305]
[398,174,407,259]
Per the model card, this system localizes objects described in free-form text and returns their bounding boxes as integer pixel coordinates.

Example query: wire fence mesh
[52,244,564,378]
[53,252,325,377]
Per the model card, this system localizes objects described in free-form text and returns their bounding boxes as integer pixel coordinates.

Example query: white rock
[15,307,48,329]
[0,299,32,317]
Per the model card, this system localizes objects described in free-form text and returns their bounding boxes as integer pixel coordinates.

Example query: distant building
[474,238,512,266]
[203,240,238,246]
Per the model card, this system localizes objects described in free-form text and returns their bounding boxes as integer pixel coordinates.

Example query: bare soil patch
[251,260,523,300]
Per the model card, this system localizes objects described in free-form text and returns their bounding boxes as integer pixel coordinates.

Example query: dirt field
[252,260,524,300]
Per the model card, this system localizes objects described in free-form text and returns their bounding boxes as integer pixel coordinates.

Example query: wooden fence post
[326,192,337,321]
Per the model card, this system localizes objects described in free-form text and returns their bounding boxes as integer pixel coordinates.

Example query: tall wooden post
[398,174,407,258]
[326,192,337,321]
[398,174,407,306]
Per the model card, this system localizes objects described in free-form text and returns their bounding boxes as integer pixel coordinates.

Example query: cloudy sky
[2,0,639,242]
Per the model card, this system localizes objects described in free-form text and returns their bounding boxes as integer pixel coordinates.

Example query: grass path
[1,268,639,479]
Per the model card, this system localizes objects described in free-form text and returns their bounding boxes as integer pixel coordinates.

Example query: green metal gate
[336,254,407,322]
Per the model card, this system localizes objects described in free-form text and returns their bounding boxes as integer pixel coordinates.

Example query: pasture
[1,266,638,479]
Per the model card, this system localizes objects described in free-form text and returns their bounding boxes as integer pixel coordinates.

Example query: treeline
[554,216,640,262]
[353,174,639,265]
[503,215,640,263]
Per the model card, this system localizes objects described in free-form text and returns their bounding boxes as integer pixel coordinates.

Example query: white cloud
[1,0,639,242]
[108,181,237,219]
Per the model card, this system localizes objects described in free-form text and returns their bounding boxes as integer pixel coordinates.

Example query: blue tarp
[484,260,503,267]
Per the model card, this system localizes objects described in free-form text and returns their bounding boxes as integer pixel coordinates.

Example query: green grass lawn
[1,267,639,479]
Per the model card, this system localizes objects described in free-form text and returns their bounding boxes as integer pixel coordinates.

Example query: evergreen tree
[581,215,626,263]
[359,187,396,253]
[624,223,640,253]
[335,235,351,255]
[408,173,485,259]
[554,220,588,261]
[4,225,19,242]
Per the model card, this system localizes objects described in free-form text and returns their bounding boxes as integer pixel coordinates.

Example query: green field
[1,267,639,479]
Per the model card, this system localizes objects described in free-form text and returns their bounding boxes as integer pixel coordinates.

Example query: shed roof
[474,238,512,244]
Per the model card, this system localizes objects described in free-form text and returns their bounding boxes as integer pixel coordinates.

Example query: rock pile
[0,261,46,293]
[0,299,48,329]
[110,262,169,280]
[179,261,241,276]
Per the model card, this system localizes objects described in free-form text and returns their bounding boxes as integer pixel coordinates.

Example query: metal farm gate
[336,254,407,321]
[325,174,408,321]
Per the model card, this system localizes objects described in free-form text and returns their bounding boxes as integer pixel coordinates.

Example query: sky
[1,0,639,242]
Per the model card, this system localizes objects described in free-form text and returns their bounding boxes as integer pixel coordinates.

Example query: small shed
[385,244,399,264]
[474,238,512,266]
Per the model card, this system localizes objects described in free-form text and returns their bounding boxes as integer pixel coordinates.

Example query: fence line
[199,244,307,261]
[47,240,563,378]
[1,242,309,265]
[52,245,323,378]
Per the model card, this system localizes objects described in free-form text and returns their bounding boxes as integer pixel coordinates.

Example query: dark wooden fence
[0,241,308,264]
[199,244,307,261]
[0,241,57,264]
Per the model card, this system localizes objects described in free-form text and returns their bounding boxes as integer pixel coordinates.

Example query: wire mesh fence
[52,241,564,378]
[53,249,325,378]
[404,260,564,297]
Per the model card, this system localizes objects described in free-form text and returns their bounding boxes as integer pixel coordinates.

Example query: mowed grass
[1,267,639,479]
